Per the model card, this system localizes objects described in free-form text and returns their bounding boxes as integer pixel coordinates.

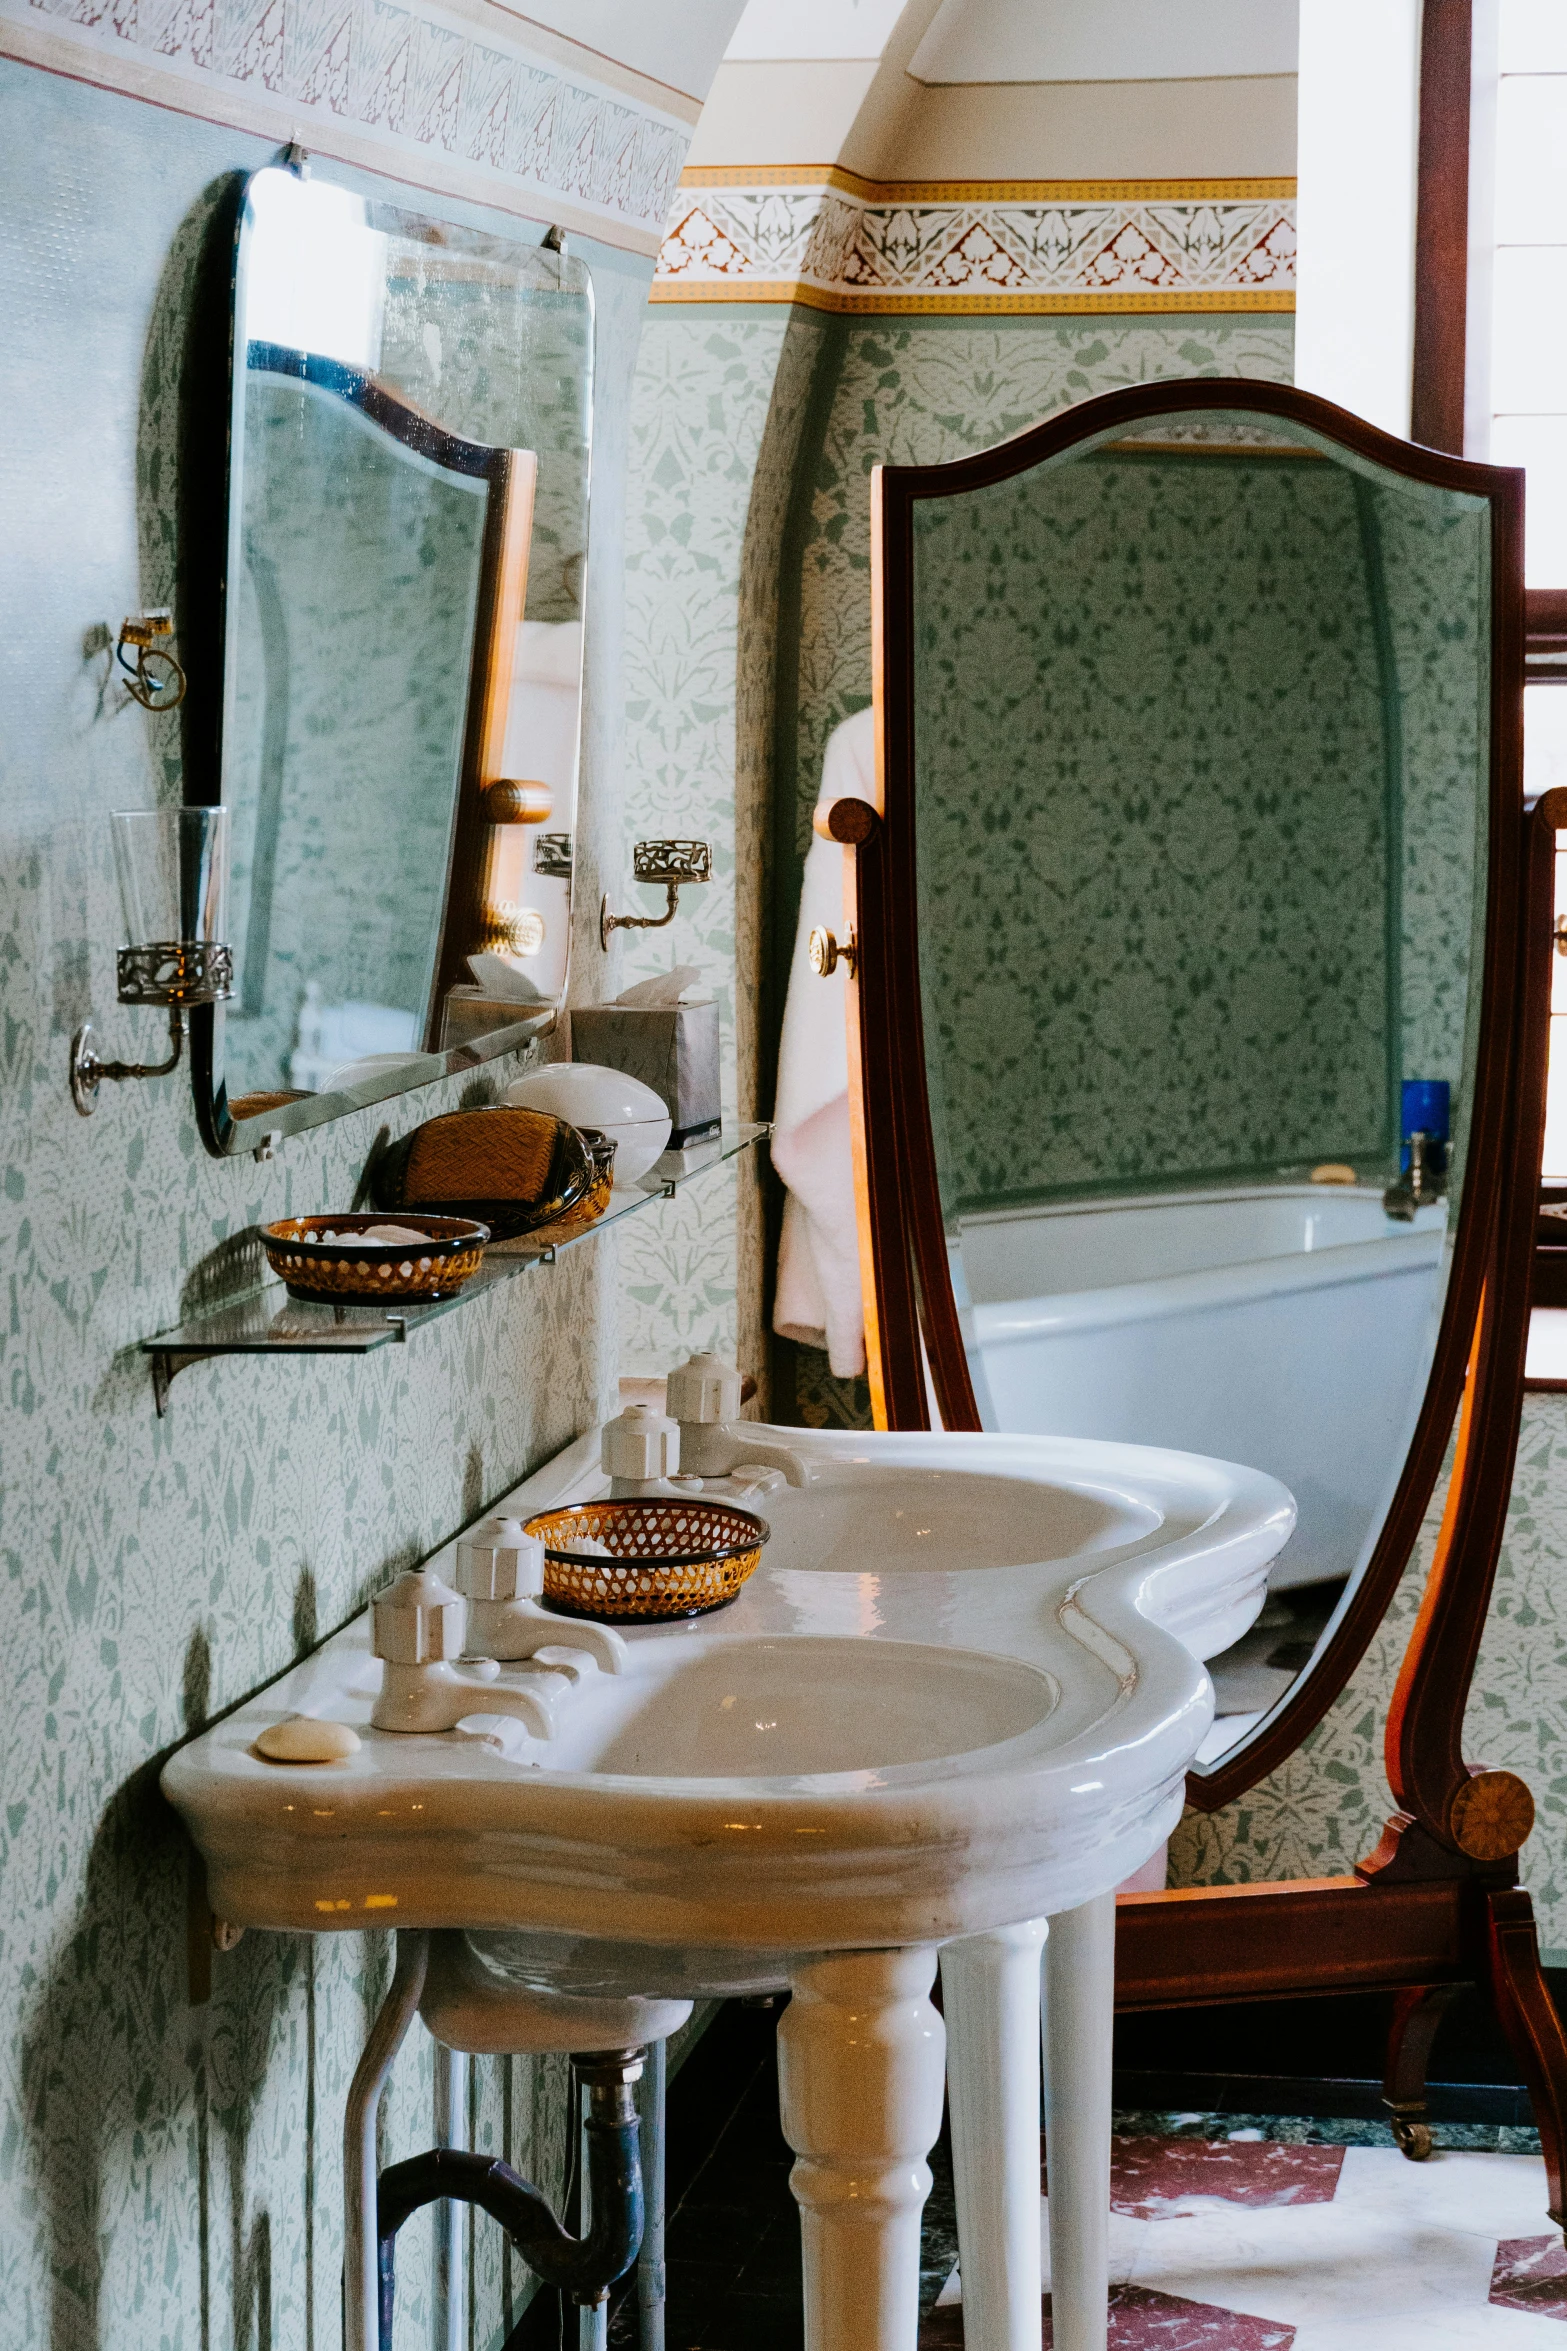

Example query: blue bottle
[1400,1078,1450,1175]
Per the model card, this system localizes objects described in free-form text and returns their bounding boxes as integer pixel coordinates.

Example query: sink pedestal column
[941,1919,1048,2351]
[778,1947,946,2351]
[1042,1892,1116,2351]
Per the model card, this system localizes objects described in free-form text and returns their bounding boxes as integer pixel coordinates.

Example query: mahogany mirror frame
[847,377,1527,1815]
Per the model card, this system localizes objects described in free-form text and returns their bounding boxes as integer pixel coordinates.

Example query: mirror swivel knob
[485,778,554,825]
[808,927,856,980]
[1448,1767,1535,1861]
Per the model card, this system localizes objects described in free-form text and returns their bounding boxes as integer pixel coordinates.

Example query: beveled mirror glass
[876,393,1508,1784]
[196,164,592,1155]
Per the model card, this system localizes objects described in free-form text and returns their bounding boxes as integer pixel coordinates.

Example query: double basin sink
[165,1427,1294,1991]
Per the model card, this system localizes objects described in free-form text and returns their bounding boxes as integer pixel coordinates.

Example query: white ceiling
[503,0,748,100]
[723,0,910,62]
[909,0,1299,84]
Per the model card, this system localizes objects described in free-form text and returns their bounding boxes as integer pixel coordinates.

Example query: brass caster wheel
[1391,2116,1434,2161]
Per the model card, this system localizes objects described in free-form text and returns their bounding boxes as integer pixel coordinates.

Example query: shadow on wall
[20,1628,298,2351]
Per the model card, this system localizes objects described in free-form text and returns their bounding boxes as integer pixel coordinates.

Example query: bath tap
[369,1566,610,1735]
[666,1353,811,1486]
[1383,1130,1447,1223]
[450,1518,627,1675]
[602,1401,693,1497]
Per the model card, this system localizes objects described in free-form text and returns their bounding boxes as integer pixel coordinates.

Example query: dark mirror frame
[176,167,586,1161]
[850,376,1526,1813]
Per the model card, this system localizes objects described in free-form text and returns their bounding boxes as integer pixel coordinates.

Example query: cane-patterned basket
[261,1213,489,1304]
[525,1497,769,1622]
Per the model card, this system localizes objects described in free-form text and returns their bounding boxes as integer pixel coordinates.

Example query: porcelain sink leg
[940,1920,1048,2351]
[779,1947,946,2351]
[1041,1892,1116,2351]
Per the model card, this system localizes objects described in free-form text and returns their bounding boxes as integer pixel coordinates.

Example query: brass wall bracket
[600,839,711,951]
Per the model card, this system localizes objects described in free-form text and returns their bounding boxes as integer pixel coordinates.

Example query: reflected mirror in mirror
[905,405,1493,1772]
[200,164,592,1153]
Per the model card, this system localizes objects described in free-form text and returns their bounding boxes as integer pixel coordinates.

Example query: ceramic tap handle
[372,1569,465,1664]
[601,1402,681,1482]
[666,1351,743,1425]
[454,1516,544,1602]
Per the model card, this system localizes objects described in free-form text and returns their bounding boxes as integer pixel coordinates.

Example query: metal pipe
[344,1931,429,2351]
[377,2049,646,2351]
[636,2039,667,2351]
[434,2043,467,2351]
[579,2070,606,2351]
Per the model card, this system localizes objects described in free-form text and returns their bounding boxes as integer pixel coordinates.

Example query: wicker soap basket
[525,1496,769,1622]
[261,1213,489,1304]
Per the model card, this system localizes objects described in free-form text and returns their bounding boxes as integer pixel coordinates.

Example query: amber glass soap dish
[525,1497,769,1621]
[261,1213,489,1304]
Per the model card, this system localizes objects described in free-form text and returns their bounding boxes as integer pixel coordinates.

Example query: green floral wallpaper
[0,63,652,2351]
[907,445,1491,1218]
[616,307,832,1400]
[912,450,1396,1211]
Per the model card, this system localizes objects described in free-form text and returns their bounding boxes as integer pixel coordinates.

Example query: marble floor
[923,2120,1567,2349]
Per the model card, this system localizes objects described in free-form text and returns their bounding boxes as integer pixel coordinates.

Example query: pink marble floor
[925,2132,1567,2348]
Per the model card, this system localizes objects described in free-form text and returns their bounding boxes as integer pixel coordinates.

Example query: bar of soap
[1310,1163,1357,1186]
[359,1222,436,1245]
[253,1715,361,1764]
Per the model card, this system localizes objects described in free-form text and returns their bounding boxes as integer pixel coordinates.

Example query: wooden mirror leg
[1487,1888,1567,2240]
[1382,1983,1465,2161]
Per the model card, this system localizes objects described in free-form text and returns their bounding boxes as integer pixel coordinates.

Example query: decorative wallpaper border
[653,171,1296,314]
[1,0,692,250]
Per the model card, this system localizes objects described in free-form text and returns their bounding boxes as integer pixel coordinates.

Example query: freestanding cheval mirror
[828,376,1567,2211]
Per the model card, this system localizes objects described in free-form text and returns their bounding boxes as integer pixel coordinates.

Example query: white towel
[772,708,879,1377]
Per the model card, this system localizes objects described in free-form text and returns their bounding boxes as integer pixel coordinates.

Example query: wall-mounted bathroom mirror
[860,381,1523,1803]
[192,163,592,1156]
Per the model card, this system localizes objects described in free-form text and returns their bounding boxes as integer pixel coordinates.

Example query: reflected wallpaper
[913,448,1395,1211]
[226,382,483,1093]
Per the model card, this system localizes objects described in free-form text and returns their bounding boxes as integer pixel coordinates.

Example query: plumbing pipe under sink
[344,1928,689,2351]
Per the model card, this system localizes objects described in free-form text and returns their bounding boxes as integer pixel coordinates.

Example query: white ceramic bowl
[503,1064,671,1184]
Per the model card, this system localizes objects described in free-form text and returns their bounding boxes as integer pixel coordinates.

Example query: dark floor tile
[731,2216,804,2294]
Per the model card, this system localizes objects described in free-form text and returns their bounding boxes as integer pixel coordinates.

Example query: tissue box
[439,988,553,1052]
[572,1000,721,1146]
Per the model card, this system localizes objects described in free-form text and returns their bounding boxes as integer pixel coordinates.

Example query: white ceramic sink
[756,1462,1159,1571]
[162,1423,1292,1982]
[585,1637,1056,1778]
[162,1421,1295,2351]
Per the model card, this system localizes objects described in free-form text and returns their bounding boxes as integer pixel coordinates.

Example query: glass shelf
[141,1124,769,1413]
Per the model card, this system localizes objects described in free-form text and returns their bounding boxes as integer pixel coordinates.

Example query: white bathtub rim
[965,1228,1448,1348]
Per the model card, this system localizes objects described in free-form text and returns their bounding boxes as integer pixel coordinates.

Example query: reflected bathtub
[955,1186,1448,1590]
